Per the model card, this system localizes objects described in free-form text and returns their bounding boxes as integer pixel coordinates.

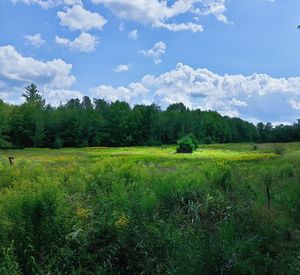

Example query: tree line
[0,84,299,148]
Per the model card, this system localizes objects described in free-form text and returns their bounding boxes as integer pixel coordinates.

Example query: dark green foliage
[0,100,12,149]
[53,136,63,149]
[176,134,198,153]
[0,176,69,274]
[22,84,45,105]
[0,84,300,149]
[0,242,22,275]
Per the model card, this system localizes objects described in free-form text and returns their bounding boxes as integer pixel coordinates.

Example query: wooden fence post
[8,157,14,166]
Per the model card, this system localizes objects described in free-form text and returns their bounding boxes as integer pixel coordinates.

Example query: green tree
[0,100,12,148]
[13,84,46,147]
[22,84,45,105]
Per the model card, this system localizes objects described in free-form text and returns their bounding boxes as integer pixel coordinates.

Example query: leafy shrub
[176,134,198,153]
[53,136,63,149]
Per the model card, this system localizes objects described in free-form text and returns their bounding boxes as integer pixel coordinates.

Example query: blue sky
[1,0,300,124]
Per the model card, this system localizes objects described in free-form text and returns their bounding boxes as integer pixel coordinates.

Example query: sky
[0,0,300,124]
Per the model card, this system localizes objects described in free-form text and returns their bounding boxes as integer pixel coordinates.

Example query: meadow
[0,143,300,274]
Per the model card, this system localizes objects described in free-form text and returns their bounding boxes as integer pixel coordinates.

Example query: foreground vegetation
[0,143,300,274]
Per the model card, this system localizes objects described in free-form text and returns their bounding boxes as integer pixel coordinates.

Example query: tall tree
[22,84,45,105]
[21,84,45,147]
[0,100,11,148]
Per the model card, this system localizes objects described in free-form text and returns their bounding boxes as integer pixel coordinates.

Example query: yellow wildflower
[115,214,129,228]
[75,207,91,219]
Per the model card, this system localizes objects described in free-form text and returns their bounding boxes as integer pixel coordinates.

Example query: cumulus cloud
[91,0,226,32]
[90,63,300,123]
[289,99,300,110]
[91,85,133,102]
[154,22,203,32]
[140,41,166,64]
[229,98,248,107]
[114,63,132,72]
[192,0,229,24]
[0,45,78,105]
[10,0,82,9]
[24,33,46,47]
[57,5,107,32]
[128,29,138,40]
[0,45,75,89]
[55,32,98,52]
[43,89,84,106]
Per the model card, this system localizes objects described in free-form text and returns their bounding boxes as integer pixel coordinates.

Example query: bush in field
[53,136,63,149]
[176,134,198,153]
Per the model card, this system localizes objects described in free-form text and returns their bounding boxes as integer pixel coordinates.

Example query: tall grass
[0,144,299,274]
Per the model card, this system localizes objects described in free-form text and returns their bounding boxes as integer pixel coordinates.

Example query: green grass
[0,144,277,164]
[0,143,300,274]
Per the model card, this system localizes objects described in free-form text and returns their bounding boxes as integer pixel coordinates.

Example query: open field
[0,143,300,274]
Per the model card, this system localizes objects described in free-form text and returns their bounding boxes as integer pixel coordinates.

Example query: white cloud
[140,41,166,64]
[24,33,46,47]
[193,0,229,24]
[119,23,125,31]
[0,45,75,89]
[43,89,84,106]
[0,45,77,105]
[10,0,82,9]
[90,63,300,122]
[154,22,203,32]
[91,85,133,102]
[229,98,248,107]
[62,0,82,6]
[289,99,300,110]
[272,121,292,127]
[128,29,138,40]
[114,63,132,73]
[55,32,98,52]
[92,0,225,32]
[0,92,10,100]
[57,5,107,32]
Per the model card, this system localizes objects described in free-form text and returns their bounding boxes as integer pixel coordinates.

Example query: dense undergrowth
[0,143,300,274]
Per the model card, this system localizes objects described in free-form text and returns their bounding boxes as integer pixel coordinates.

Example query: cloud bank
[0,45,81,105]
[91,63,300,123]
[92,0,228,32]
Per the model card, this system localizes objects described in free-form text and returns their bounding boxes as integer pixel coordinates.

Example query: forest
[0,84,299,149]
